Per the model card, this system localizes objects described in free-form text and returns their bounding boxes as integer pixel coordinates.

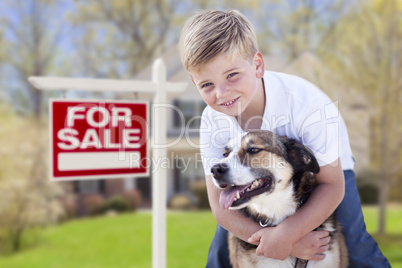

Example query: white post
[152,58,167,268]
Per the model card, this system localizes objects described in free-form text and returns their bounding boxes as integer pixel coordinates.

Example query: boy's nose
[216,85,230,99]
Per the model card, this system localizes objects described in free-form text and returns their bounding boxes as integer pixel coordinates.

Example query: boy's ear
[190,75,196,85]
[254,52,265,79]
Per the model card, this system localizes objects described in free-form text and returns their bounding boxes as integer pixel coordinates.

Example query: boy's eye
[201,82,213,88]
[228,72,238,79]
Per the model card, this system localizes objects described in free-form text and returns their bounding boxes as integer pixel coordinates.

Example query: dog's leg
[337,221,349,268]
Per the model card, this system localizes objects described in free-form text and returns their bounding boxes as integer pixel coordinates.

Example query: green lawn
[0,211,217,268]
[363,205,402,268]
[0,206,400,268]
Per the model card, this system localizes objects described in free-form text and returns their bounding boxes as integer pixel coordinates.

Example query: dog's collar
[296,200,304,210]
[295,258,309,268]
[259,219,276,228]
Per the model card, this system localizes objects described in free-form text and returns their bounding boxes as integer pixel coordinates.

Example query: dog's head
[211,130,319,210]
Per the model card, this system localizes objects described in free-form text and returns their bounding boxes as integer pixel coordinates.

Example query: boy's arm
[248,159,345,260]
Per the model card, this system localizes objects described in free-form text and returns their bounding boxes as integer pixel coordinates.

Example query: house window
[76,180,105,195]
[173,100,206,130]
[174,155,205,193]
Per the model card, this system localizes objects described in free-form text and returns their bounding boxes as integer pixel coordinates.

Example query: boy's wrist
[275,219,302,245]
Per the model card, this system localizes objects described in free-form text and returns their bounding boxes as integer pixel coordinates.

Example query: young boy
[179,10,390,267]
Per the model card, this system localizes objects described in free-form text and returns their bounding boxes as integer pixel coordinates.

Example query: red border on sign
[50,99,149,181]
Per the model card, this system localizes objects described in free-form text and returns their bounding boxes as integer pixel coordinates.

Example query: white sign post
[29,58,187,268]
[151,59,167,268]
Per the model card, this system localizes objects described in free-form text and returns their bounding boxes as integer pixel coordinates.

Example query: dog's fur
[211,130,348,268]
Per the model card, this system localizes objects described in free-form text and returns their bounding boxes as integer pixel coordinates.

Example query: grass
[0,206,400,268]
[0,211,217,268]
[363,205,402,268]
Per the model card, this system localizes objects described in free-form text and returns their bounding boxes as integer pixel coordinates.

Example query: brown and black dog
[211,130,348,268]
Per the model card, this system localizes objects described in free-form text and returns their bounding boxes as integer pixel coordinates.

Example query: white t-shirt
[199,71,355,176]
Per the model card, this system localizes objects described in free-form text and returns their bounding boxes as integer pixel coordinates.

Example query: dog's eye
[223,152,229,158]
[247,148,262,154]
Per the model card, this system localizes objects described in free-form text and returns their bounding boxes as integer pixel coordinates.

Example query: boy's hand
[290,230,330,260]
[248,227,293,260]
[248,228,331,261]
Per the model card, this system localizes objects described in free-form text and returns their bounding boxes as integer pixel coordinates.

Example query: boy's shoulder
[265,71,320,94]
[264,71,330,105]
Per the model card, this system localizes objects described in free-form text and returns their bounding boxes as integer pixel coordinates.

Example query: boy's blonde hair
[179,10,258,73]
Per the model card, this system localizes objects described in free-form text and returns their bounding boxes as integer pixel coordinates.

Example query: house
[72,46,370,210]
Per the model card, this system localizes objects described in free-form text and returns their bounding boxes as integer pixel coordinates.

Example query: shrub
[190,180,210,209]
[168,194,195,210]
[59,196,77,221]
[121,190,142,211]
[358,184,379,204]
[0,179,65,254]
[83,194,106,216]
[356,169,380,205]
[106,195,130,213]
[0,111,65,254]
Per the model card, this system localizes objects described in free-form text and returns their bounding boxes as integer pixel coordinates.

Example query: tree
[253,0,351,59]
[322,0,402,234]
[0,104,65,253]
[0,1,68,253]
[67,0,184,78]
[0,0,66,116]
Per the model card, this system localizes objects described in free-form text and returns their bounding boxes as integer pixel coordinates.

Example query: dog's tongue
[219,185,249,209]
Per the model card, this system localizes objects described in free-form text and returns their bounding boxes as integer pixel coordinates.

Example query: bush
[358,184,379,204]
[106,195,130,213]
[0,179,65,254]
[168,194,195,210]
[59,196,77,221]
[190,180,210,209]
[121,190,142,211]
[83,194,106,216]
[356,169,380,205]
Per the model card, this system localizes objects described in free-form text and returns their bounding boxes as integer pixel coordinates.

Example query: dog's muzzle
[211,163,274,209]
[211,163,230,188]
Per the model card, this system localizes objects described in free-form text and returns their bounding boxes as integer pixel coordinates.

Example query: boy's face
[190,52,265,118]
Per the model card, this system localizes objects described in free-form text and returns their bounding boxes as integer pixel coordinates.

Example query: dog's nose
[211,163,229,177]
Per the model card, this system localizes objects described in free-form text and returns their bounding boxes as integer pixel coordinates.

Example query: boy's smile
[220,96,240,107]
[190,53,265,124]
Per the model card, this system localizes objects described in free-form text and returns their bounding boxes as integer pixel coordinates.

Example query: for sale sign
[50,99,149,181]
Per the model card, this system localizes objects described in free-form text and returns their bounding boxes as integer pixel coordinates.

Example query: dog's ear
[281,136,320,174]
